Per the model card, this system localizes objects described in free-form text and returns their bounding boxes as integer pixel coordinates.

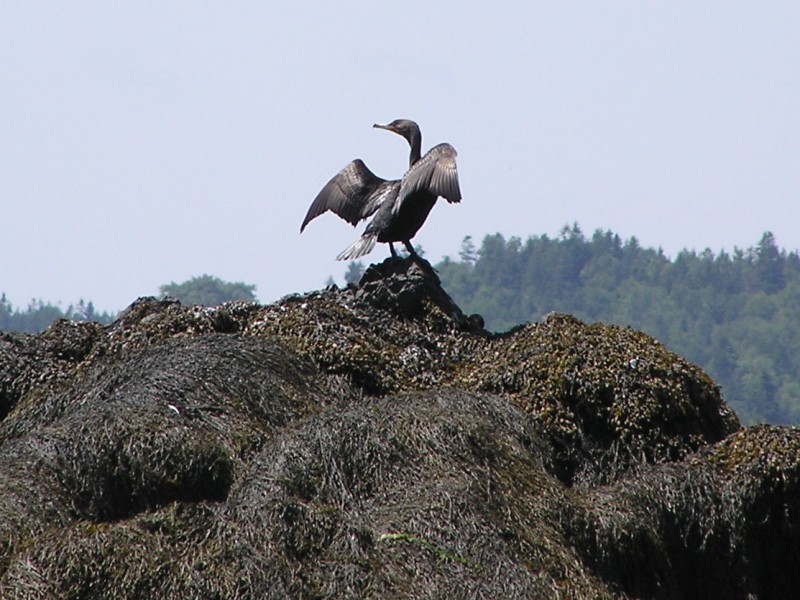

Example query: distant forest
[434,226,800,425]
[2,229,798,425]
[0,275,255,334]
[0,296,115,333]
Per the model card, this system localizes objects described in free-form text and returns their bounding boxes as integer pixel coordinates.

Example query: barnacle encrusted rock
[0,256,795,599]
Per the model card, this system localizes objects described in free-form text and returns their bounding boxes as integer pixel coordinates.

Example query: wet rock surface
[0,256,795,599]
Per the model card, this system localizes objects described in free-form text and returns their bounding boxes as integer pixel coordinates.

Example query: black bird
[300,119,461,260]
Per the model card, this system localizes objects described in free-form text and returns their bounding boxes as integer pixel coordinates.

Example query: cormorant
[300,119,461,260]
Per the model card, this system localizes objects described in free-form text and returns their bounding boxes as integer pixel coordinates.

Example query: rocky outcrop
[0,257,795,599]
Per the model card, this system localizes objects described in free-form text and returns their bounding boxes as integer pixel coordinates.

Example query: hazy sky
[2,3,799,312]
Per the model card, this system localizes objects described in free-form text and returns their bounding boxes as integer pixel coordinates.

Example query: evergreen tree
[458,235,477,266]
[0,294,11,331]
[753,231,785,294]
[344,262,366,285]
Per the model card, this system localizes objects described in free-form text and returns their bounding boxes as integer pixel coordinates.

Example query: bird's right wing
[301,159,397,232]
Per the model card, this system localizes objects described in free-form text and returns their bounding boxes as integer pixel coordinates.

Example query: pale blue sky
[2,3,799,312]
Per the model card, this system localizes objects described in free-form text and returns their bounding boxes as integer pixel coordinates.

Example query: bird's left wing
[396,143,461,215]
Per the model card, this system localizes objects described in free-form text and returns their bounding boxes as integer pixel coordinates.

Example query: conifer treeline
[0,295,113,334]
[437,226,800,425]
[0,275,255,334]
[3,229,798,424]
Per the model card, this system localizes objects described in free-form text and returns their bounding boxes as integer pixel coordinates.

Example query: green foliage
[0,294,114,334]
[437,227,800,425]
[159,275,257,306]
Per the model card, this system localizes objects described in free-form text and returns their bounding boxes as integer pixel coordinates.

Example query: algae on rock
[1,257,797,599]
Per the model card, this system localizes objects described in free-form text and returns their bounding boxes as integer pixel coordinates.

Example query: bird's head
[373,119,420,144]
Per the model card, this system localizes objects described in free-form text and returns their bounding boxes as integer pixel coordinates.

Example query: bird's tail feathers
[336,233,378,261]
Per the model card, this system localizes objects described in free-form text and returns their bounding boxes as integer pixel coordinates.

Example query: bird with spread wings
[301,119,461,261]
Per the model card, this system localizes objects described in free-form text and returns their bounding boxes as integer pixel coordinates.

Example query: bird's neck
[408,131,422,167]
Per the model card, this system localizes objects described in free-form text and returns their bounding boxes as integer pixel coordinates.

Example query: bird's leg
[404,240,437,273]
[403,240,420,262]
[389,243,398,258]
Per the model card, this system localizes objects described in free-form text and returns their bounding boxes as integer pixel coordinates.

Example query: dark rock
[0,263,796,599]
[356,256,484,333]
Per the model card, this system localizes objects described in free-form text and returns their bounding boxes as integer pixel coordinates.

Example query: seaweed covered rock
[561,425,800,598]
[0,256,796,599]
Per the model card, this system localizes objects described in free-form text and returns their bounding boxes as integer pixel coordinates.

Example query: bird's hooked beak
[373,122,395,133]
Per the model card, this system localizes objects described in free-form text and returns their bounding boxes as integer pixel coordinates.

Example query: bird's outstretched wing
[394,143,461,216]
[301,159,398,232]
